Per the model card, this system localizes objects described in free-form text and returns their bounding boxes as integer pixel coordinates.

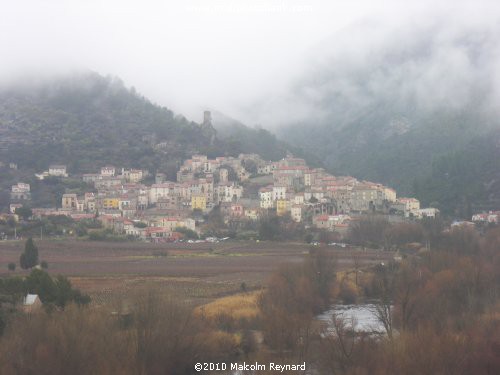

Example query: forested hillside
[272,19,500,216]
[0,72,311,178]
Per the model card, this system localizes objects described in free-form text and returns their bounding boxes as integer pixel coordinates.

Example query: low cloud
[240,5,500,129]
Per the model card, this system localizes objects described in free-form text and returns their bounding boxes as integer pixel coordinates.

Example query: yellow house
[103,198,120,210]
[191,195,206,211]
[276,199,288,216]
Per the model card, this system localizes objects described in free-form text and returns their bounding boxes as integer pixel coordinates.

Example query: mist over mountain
[261,15,500,215]
[0,72,309,178]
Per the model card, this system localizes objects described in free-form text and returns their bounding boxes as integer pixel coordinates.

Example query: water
[317,304,387,334]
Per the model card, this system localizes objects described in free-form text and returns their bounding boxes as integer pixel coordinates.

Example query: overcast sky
[1,0,499,125]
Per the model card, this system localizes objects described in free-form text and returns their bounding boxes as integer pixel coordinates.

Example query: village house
[11,182,31,200]
[102,197,120,210]
[244,208,260,221]
[472,211,499,224]
[350,184,384,212]
[100,165,116,177]
[84,193,96,212]
[304,188,325,202]
[156,195,182,210]
[177,168,195,183]
[124,221,144,237]
[383,187,397,202]
[143,227,171,242]
[23,294,42,313]
[191,195,207,211]
[82,173,102,184]
[151,217,196,232]
[313,214,351,232]
[94,177,122,190]
[414,207,439,218]
[276,199,289,216]
[215,182,243,203]
[149,183,176,204]
[230,203,244,218]
[121,168,144,182]
[49,164,68,177]
[257,164,272,175]
[397,198,421,217]
[31,208,61,218]
[259,187,273,209]
[291,205,302,222]
[62,193,78,210]
[272,185,287,201]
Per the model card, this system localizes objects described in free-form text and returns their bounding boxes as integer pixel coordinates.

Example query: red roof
[315,215,329,221]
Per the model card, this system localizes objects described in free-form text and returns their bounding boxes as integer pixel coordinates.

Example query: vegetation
[282,109,500,217]
[20,237,39,269]
[258,248,337,354]
[14,206,32,220]
[0,223,498,373]
[0,269,89,335]
[413,131,500,216]
[195,291,261,331]
[23,269,90,307]
[174,226,199,240]
[0,290,238,375]
[258,213,305,241]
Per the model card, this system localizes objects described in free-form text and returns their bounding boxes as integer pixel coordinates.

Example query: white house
[23,294,42,313]
[49,165,68,177]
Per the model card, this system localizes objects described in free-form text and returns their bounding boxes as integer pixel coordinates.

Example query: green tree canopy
[14,206,32,221]
[20,238,39,269]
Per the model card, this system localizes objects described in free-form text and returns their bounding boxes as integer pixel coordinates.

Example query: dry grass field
[196,290,261,321]
[0,239,394,306]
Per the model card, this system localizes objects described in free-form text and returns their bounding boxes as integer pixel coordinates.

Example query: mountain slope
[211,111,322,165]
[271,18,500,216]
[0,72,310,178]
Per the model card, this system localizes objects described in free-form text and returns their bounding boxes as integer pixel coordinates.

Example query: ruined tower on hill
[201,110,217,145]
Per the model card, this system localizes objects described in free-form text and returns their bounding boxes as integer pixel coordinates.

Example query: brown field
[0,239,394,306]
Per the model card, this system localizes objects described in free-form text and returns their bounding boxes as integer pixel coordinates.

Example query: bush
[133,221,147,228]
[88,231,107,241]
[7,263,16,271]
[41,261,48,269]
[175,227,199,239]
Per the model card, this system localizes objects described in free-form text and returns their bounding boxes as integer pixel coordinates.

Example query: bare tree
[318,312,357,374]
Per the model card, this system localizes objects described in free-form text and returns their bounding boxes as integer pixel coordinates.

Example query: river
[316,303,387,334]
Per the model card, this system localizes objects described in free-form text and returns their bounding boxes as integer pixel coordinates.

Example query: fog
[1,0,499,127]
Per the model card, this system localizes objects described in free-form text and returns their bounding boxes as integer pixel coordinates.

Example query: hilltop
[0,72,314,178]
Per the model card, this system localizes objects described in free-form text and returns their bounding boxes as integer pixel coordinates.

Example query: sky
[1,0,499,126]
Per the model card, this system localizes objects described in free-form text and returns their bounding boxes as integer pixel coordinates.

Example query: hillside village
[3,119,462,242]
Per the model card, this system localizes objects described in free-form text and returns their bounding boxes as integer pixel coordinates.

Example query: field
[0,239,394,307]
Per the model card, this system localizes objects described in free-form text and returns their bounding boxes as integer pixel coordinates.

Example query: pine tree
[20,237,39,269]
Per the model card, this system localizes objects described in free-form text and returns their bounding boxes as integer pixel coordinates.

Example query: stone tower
[203,110,212,126]
[201,110,216,145]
